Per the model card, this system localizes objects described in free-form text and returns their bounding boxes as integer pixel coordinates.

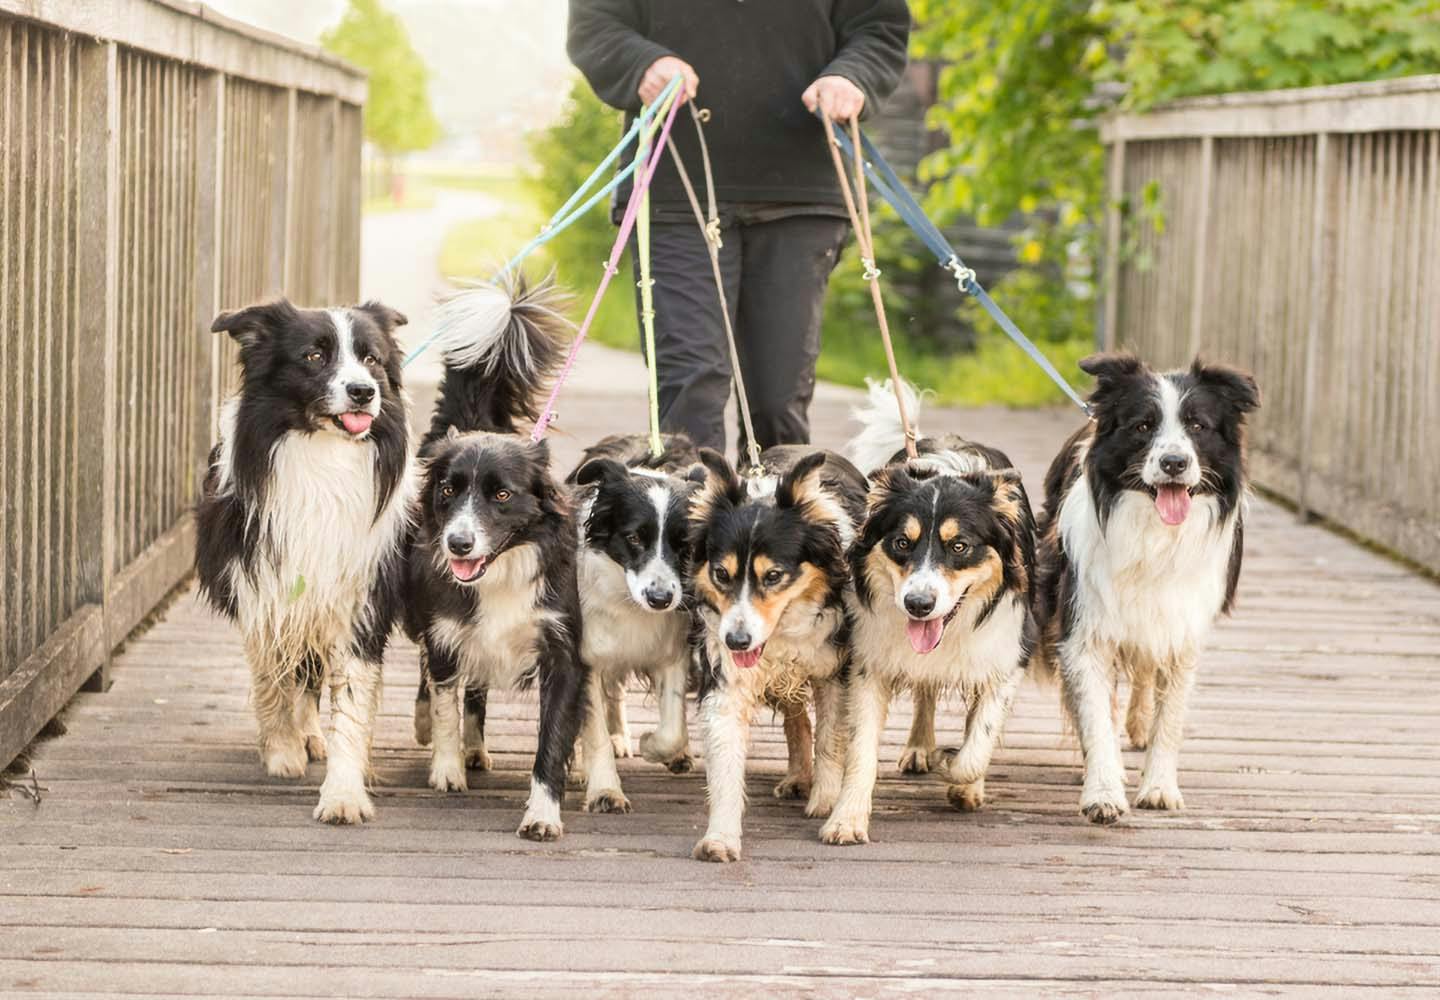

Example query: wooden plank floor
[4,351,1440,998]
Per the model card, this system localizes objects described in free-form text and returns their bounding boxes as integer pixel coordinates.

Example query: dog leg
[773,699,813,800]
[296,683,327,763]
[1134,658,1196,811]
[252,653,307,779]
[463,685,492,771]
[1125,663,1156,751]
[314,654,380,824]
[603,676,632,758]
[1062,640,1128,825]
[805,676,847,818]
[426,680,467,793]
[930,668,1022,800]
[897,686,936,774]
[820,671,890,845]
[581,671,631,814]
[412,667,432,747]
[519,626,587,841]
[640,657,692,772]
[946,776,986,812]
[693,685,751,863]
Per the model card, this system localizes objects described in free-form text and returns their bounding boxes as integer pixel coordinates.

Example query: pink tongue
[906,617,944,654]
[1155,484,1192,526]
[340,412,373,435]
[450,558,482,581]
[731,645,764,669]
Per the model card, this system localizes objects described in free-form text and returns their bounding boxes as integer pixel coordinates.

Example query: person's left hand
[802,75,865,122]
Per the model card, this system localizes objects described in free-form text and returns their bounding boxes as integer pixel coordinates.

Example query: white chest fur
[1059,477,1236,666]
[702,597,845,703]
[577,547,688,679]
[429,544,559,689]
[848,589,1027,693]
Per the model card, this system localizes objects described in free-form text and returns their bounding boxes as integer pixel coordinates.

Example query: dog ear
[1191,358,1260,415]
[691,448,744,526]
[210,299,297,347]
[356,300,408,334]
[776,452,829,510]
[683,463,708,485]
[1079,352,1145,384]
[575,457,629,488]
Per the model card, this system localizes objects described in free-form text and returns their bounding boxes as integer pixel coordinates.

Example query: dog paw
[692,836,741,863]
[610,733,633,759]
[666,752,694,774]
[314,781,374,825]
[1079,785,1129,826]
[428,755,468,793]
[1134,782,1184,811]
[517,816,564,841]
[804,782,841,819]
[772,775,812,800]
[1126,729,1150,752]
[927,746,985,786]
[584,787,632,814]
[639,731,684,765]
[465,744,493,771]
[819,813,870,846]
[303,733,327,762]
[897,744,932,774]
[947,782,985,812]
[261,737,309,779]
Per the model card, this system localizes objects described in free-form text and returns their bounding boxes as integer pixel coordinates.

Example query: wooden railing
[0,0,365,767]
[1101,78,1440,575]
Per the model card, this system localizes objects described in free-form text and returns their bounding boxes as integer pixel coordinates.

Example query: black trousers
[632,211,849,455]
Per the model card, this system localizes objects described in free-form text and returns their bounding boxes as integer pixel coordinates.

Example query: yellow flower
[1019,240,1043,264]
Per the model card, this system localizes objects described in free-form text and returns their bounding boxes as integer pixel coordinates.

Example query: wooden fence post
[75,40,118,692]
[1102,139,1126,351]
[1297,132,1334,522]
[194,71,223,458]
[1186,135,1215,359]
[280,86,297,295]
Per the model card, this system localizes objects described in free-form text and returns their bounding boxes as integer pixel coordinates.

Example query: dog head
[576,458,706,613]
[1081,353,1259,526]
[420,431,562,585]
[212,300,408,442]
[855,462,1035,653]
[689,450,851,669]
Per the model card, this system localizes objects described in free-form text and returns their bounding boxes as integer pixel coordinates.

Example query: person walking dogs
[567,0,911,454]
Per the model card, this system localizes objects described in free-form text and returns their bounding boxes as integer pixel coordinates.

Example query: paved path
[3,207,1439,997]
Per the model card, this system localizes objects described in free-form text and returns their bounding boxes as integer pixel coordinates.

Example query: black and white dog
[196,298,412,824]
[566,433,704,813]
[822,381,1039,845]
[1036,354,1259,824]
[688,447,866,862]
[405,274,592,841]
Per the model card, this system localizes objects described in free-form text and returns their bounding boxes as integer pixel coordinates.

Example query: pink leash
[530,91,686,442]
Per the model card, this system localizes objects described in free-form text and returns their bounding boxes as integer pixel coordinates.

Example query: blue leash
[403,76,684,368]
[829,123,1091,416]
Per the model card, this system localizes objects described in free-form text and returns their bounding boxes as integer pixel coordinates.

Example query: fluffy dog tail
[845,377,924,474]
[425,270,572,441]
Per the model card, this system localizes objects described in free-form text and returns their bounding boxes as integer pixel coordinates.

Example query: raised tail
[844,377,925,474]
[423,271,572,443]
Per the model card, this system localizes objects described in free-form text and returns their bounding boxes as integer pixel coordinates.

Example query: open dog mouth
[332,412,374,436]
[905,604,961,655]
[448,557,488,583]
[731,644,765,669]
[1146,483,1194,526]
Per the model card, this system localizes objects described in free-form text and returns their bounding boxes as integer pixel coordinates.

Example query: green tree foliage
[322,0,440,160]
[908,0,1440,352]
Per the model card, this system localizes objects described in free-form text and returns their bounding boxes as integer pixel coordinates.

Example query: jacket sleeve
[824,0,912,118]
[566,0,673,113]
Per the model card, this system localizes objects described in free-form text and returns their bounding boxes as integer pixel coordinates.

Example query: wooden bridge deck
[4,352,1439,998]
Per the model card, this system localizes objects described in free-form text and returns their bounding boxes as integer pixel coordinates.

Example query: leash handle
[822,111,919,460]
[531,82,686,443]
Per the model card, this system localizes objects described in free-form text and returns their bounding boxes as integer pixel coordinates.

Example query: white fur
[847,377,924,473]
[324,309,380,423]
[1143,377,1202,489]
[518,776,564,840]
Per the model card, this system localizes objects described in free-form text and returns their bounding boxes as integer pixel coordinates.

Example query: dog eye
[494,489,512,503]
[1135,421,1152,434]
[1188,419,1206,432]
[363,353,381,367]
[304,350,323,364]
[711,565,731,585]
[762,568,784,587]
[951,540,968,554]
[894,537,911,551]
[625,532,642,547]
[440,484,455,499]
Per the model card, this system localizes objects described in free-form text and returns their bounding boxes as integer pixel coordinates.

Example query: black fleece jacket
[567,0,910,209]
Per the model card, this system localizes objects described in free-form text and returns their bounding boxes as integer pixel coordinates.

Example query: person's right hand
[639,55,698,105]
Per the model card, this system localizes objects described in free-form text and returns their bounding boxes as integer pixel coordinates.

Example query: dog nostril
[1160,453,1189,475]
[644,588,674,610]
[904,593,936,618]
[347,382,375,404]
[447,533,474,556]
[724,630,751,651]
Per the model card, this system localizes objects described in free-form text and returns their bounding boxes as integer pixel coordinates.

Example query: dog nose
[643,586,674,610]
[724,628,752,651]
[346,382,375,405]
[904,592,936,618]
[1160,453,1190,477]
[446,532,474,556]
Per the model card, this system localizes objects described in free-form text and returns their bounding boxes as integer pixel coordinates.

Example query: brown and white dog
[1035,354,1259,824]
[687,447,866,862]
[822,381,1039,845]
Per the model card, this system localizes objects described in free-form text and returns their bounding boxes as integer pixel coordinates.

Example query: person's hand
[639,56,698,106]
[802,75,865,122]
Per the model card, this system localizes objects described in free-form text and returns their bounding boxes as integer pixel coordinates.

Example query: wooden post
[1101,139,1126,351]
[280,86,297,296]
[1186,135,1215,359]
[194,71,223,458]
[263,85,291,297]
[1297,133,1334,522]
[74,40,118,692]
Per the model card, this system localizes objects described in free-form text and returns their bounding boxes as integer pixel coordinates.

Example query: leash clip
[944,255,976,293]
[704,218,723,249]
[861,256,881,282]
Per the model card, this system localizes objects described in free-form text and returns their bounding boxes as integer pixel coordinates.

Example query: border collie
[688,447,866,862]
[1036,354,1259,824]
[566,433,704,813]
[196,298,412,824]
[822,381,1039,845]
[405,274,592,841]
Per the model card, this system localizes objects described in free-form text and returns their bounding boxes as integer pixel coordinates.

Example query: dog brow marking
[901,515,922,544]
[938,517,961,544]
